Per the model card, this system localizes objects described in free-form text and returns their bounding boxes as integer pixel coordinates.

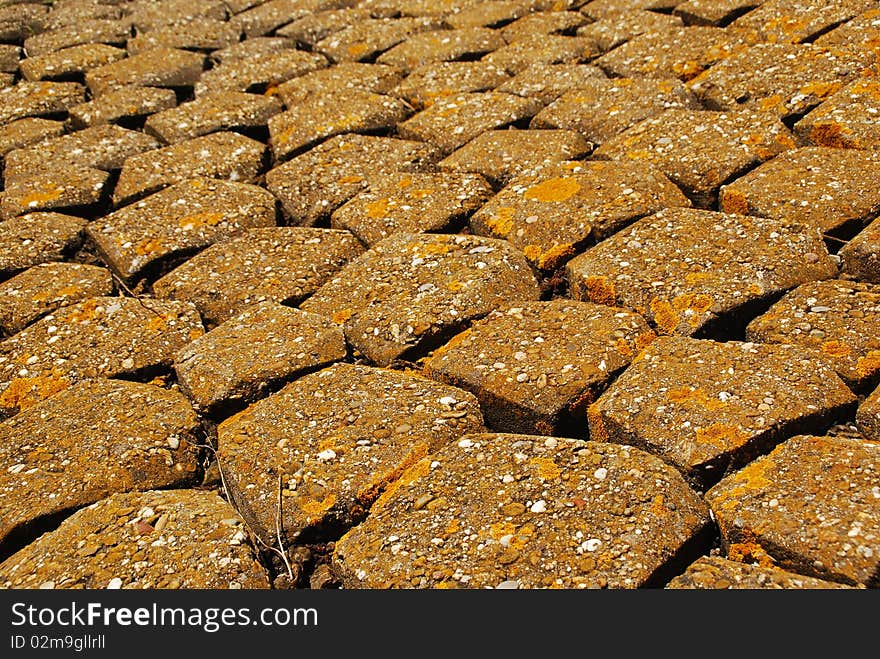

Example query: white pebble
[593,467,608,480]
[530,500,547,513]
[106,578,123,589]
[317,449,337,461]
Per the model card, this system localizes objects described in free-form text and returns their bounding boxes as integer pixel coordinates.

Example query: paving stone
[666,556,853,589]
[794,79,880,150]
[145,91,282,145]
[276,8,373,47]
[0,489,269,589]
[0,81,85,126]
[390,61,510,109]
[470,160,691,270]
[300,232,540,365]
[731,0,875,44]
[397,92,543,154]
[194,49,327,96]
[0,166,109,220]
[129,0,229,33]
[66,85,179,129]
[815,8,880,50]
[152,227,364,327]
[687,43,875,121]
[88,177,277,284]
[333,433,710,589]
[0,45,20,72]
[265,134,439,225]
[0,212,86,278]
[594,26,761,81]
[126,19,242,54]
[575,10,683,53]
[530,78,700,148]
[566,207,838,337]
[424,300,655,434]
[595,108,794,207]
[482,34,597,74]
[706,434,880,587]
[673,0,762,26]
[44,0,126,29]
[0,379,202,554]
[85,47,205,96]
[358,0,481,19]
[275,62,404,106]
[0,296,203,417]
[438,130,591,187]
[4,124,160,183]
[447,1,534,29]
[23,19,131,57]
[268,90,410,161]
[840,218,880,283]
[0,118,64,158]
[331,171,492,245]
[0,263,113,337]
[210,36,295,64]
[175,302,346,415]
[19,43,126,82]
[745,280,880,393]
[500,11,589,43]
[581,0,681,19]
[589,336,856,486]
[376,28,506,73]
[0,3,48,43]
[217,362,485,545]
[228,0,337,38]
[856,385,880,441]
[719,147,880,235]
[113,131,266,206]
[0,73,12,87]
[315,17,444,63]
[495,63,606,104]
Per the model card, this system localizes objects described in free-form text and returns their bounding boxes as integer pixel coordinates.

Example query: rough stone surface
[1,166,109,220]
[666,556,853,589]
[731,0,875,44]
[0,118,64,158]
[390,61,509,109]
[857,385,880,441]
[794,79,880,151]
[333,433,711,588]
[22,19,130,58]
[85,48,205,96]
[377,27,505,72]
[275,62,404,106]
[482,34,597,74]
[0,213,86,278]
[495,63,607,105]
[0,81,85,126]
[841,218,880,283]
[194,49,327,96]
[577,10,683,53]
[19,44,126,82]
[67,86,179,129]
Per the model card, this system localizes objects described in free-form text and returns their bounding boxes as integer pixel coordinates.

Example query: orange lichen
[673,292,713,315]
[427,328,471,361]
[650,297,680,334]
[856,350,880,378]
[799,81,842,100]
[587,402,608,442]
[0,374,70,412]
[178,211,224,230]
[64,298,101,323]
[713,457,774,510]
[695,423,748,451]
[822,340,853,359]
[759,94,783,112]
[357,442,431,506]
[17,185,64,208]
[337,175,363,184]
[31,284,82,303]
[615,338,633,357]
[530,457,561,481]
[485,206,516,236]
[747,283,764,296]
[728,540,775,568]
[373,456,431,510]
[809,122,857,149]
[413,241,451,256]
[523,177,581,203]
[536,243,575,271]
[445,280,463,292]
[720,189,750,215]
[346,43,368,58]
[522,245,542,262]
[331,308,353,324]
[365,198,391,219]
[299,493,338,519]
[146,313,169,331]
[489,521,517,540]
[582,276,616,306]
[135,237,165,256]
[671,59,703,81]
[667,387,726,411]
[635,330,657,354]
[651,494,666,517]
[408,188,434,200]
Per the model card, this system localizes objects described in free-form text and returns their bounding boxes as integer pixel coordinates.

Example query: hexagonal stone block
[315,17,443,63]
[113,131,266,206]
[301,233,540,365]
[437,129,591,187]
[0,297,204,417]
[0,379,202,555]
[857,385,880,441]
[0,489,269,589]
[576,10,682,53]
[840,218,880,283]
[144,92,283,145]
[218,363,486,545]
[0,166,109,220]
[88,177,278,284]
[276,8,374,47]
[482,34,597,75]
[0,263,113,337]
[687,43,874,120]
[0,212,86,278]
[22,19,130,58]
[175,302,347,415]
[719,147,880,236]
[470,160,691,271]
[390,61,509,109]
[566,208,838,337]
[265,134,439,225]
[330,171,493,246]
[530,78,700,148]
[706,434,880,587]
[211,36,295,64]
[333,433,711,588]
[0,81,85,125]
[590,336,857,486]
[67,85,178,129]
[85,48,205,96]
[745,280,880,393]
[425,300,656,434]
[794,79,880,150]
[275,62,403,105]
[126,19,241,54]
[595,108,794,207]
[268,90,411,160]
[194,49,328,96]
[397,92,544,154]
[501,11,589,43]
[0,118,64,158]
[153,227,364,327]
[376,27,505,72]
[19,43,126,82]
[667,556,852,589]
[731,0,875,44]
[495,63,606,105]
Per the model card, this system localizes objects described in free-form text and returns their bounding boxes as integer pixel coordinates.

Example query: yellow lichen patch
[582,276,616,306]
[408,188,434,200]
[530,457,561,481]
[357,442,431,506]
[587,402,608,442]
[747,283,764,296]
[31,284,83,303]
[331,308,353,324]
[624,149,653,160]
[799,81,842,100]
[489,520,516,540]
[671,59,703,81]
[655,79,677,94]
[684,272,712,285]
[672,293,713,320]
[667,387,726,411]
[412,241,451,256]
[263,84,280,97]
[0,374,71,411]
[728,540,775,568]
[809,121,857,149]
[695,423,748,451]
[64,298,101,323]
[522,245,542,262]
[856,350,880,378]
[346,43,368,58]
[365,198,391,219]
[178,211,224,230]
[568,387,596,417]
[299,493,338,519]
[523,177,581,203]
[713,457,774,510]
[396,177,413,188]
[650,297,680,334]
[445,280,463,292]
[373,457,431,510]
[428,328,471,360]
[134,237,165,256]
[537,243,575,271]
[445,518,460,535]
[146,313,170,331]
[759,94,784,112]
[337,174,363,184]
[720,189,750,215]
[17,185,64,208]
[651,494,666,517]
[822,340,853,359]
[484,206,516,237]
[635,330,657,354]
[615,338,633,357]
